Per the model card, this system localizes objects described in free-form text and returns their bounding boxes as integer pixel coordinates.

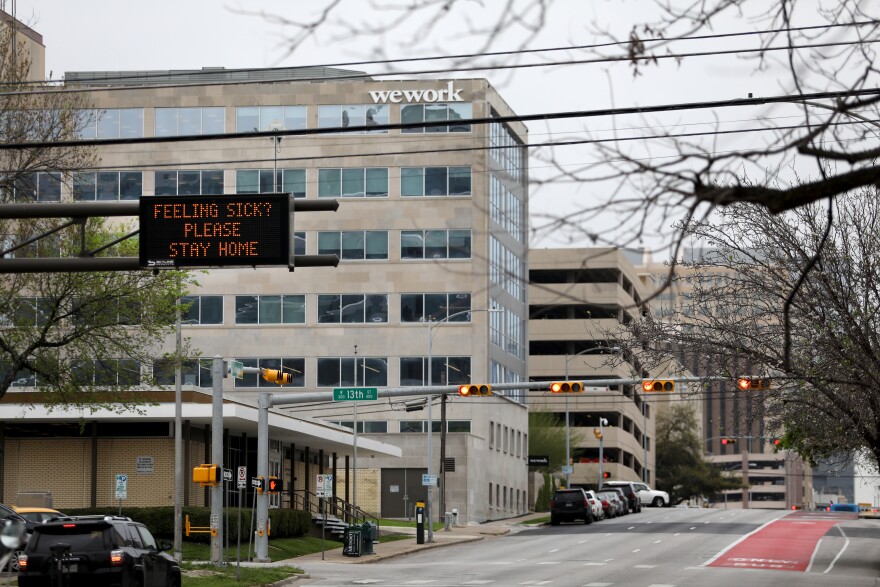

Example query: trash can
[361,521,377,554]
[342,525,362,557]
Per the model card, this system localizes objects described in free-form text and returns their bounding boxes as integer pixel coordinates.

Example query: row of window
[75,103,473,139]
[489,419,528,458]
[329,420,472,434]
[488,483,528,515]
[3,228,471,262]
[13,167,472,202]
[6,355,475,389]
[490,175,527,245]
[184,292,473,326]
[490,236,527,303]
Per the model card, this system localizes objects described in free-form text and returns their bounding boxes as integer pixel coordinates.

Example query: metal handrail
[289,489,380,532]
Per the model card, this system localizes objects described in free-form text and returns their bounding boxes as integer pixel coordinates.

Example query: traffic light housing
[262,369,292,385]
[642,379,675,392]
[192,464,220,486]
[593,428,603,440]
[550,381,584,393]
[458,384,491,396]
[267,477,283,493]
[720,437,738,445]
[602,471,610,479]
[736,377,772,390]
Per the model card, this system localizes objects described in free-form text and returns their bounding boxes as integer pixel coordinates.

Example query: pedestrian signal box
[192,464,220,486]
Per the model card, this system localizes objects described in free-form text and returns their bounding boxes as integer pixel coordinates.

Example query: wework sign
[369,81,464,103]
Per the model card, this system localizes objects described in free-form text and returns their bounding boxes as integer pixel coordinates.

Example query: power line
[24,20,874,86]
[3,87,877,152]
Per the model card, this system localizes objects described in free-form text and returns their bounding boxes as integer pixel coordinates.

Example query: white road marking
[702,512,788,567]
[405,581,436,585]
[462,582,495,585]
[352,581,383,585]
[537,561,560,565]
[635,564,657,568]
[674,533,681,536]
[823,526,850,574]
[578,540,587,544]
[628,526,636,530]
[689,527,696,530]
[632,548,641,553]
[583,583,613,587]
[653,540,662,544]
[583,562,607,566]
[549,548,559,553]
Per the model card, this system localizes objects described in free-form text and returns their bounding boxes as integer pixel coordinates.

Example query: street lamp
[426,305,502,542]
[563,346,619,488]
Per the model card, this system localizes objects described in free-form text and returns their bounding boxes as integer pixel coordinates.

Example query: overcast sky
[13,1,854,253]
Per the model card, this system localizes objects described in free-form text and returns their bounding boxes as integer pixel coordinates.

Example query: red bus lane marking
[708,514,844,572]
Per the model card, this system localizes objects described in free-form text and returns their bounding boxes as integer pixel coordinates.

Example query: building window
[489,113,526,185]
[401,230,471,260]
[154,170,224,195]
[399,356,471,386]
[73,359,141,387]
[155,107,224,136]
[235,295,305,324]
[73,172,143,201]
[400,292,471,323]
[401,167,471,196]
[401,103,472,133]
[153,357,214,388]
[317,104,388,133]
[233,357,305,388]
[236,169,306,197]
[447,420,471,433]
[490,175,526,244]
[78,108,144,139]
[317,357,388,387]
[318,168,388,198]
[11,172,61,202]
[318,231,388,260]
[318,294,388,323]
[236,106,306,132]
[489,482,493,507]
[331,421,389,433]
[181,295,223,325]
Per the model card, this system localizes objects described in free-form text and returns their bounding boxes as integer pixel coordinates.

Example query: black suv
[550,488,593,525]
[600,481,642,513]
[18,515,180,587]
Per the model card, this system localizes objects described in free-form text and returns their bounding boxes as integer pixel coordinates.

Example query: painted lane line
[537,561,560,565]
[689,526,696,530]
[823,526,850,574]
[583,583,613,587]
[549,548,559,553]
[635,564,657,568]
[805,538,822,573]
[674,533,681,536]
[632,548,641,553]
[653,540,662,544]
[583,562,607,566]
[462,581,495,585]
[578,540,587,544]
[628,526,636,530]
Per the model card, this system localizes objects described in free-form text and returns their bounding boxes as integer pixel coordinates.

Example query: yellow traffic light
[550,381,584,393]
[593,428,603,440]
[642,379,674,392]
[262,369,292,385]
[736,377,772,390]
[192,464,220,486]
[458,384,491,396]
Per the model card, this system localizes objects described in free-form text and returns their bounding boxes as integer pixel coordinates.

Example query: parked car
[597,489,626,518]
[630,482,670,507]
[550,488,593,525]
[583,490,605,521]
[0,504,30,572]
[18,515,181,587]
[13,508,66,525]
[600,481,642,513]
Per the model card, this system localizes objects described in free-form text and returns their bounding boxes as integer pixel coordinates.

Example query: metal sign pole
[321,497,326,560]
[236,486,242,580]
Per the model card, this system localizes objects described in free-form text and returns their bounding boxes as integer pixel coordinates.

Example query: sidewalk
[250,512,546,567]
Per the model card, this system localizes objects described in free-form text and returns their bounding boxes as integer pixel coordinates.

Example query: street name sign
[333,387,378,401]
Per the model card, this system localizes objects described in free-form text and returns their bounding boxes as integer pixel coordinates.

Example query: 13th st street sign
[333,387,378,401]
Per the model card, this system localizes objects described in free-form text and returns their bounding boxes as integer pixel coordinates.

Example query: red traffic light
[736,377,771,390]
[602,471,610,479]
[642,380,674,392]
[721,437,738,445]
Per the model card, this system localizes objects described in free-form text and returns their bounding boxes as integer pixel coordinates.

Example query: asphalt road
[296,507,880,587]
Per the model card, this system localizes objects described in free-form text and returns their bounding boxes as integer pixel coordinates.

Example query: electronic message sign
[139,194,290,268]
